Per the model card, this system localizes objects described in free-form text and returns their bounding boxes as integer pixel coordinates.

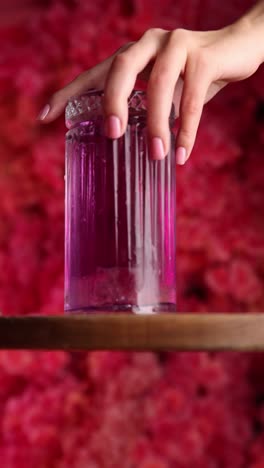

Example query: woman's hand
[39,6,264,164]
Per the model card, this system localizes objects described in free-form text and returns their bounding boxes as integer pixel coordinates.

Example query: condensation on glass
[65,90,176,313]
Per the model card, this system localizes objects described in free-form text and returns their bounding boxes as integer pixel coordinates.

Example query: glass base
[65,302,176,314]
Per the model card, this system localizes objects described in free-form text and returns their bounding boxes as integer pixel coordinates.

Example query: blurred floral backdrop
[0,0,264,466]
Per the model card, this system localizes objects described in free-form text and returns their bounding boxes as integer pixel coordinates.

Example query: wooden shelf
[0,314,263,351]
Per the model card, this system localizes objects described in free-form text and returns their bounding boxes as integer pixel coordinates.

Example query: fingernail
[104,115,121,139]
[176,146,187,165]
[151,137,165,160]
[37,104,50,121]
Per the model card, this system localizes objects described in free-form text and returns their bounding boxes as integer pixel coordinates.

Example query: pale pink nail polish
[176,146,186,165]
[37,104,50,121]
[151,137,165,160]
[105,115,121,139]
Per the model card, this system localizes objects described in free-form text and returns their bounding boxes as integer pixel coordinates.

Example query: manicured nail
[176,146,187,165]
[151,137,165,160]
[104,115,121,139]
[37,104,50,121]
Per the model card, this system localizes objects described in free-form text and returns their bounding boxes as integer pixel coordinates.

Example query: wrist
[237,1,264,65]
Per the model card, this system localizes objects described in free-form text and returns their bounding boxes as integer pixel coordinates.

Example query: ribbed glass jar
[65,90,176,313]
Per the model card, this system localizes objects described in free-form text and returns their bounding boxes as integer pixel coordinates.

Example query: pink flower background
[0,0,264,466]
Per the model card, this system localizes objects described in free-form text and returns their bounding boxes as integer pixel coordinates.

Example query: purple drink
[65,90,176,313]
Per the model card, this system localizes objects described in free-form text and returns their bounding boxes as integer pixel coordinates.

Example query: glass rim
[66,88,147,103]
[65,88,175,129]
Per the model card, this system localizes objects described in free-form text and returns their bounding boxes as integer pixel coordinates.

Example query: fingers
[176,54,211,164]
[38,43,135,123]
[38,26,215,166]
[146,32,186,159]
[37,58,113,123]
[38,30,160,128]
[103,29,163,139]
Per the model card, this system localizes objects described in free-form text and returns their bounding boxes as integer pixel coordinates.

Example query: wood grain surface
[0,314,263,351]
